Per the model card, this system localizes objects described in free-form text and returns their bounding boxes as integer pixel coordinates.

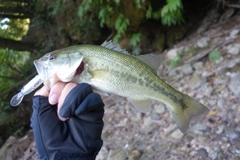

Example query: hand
[31,82,104,160]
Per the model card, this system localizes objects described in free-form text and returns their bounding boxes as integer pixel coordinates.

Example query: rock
[208,149,218,159]
[193,62,203,70]
[197,148,208,158]
[181,63,193,75]
[109,149,127,160]
[217,99,224,108]
[170,129,184,139]
[0,130,35,160]
[227,43,240,55]
[228,73,240,97]
[191,123,208,131]
[166,48,179,60]
[216,125,225,134]
[208,99,217,106]
[128,150,142,160]
[213,75,229,85]
[153,104,165,114]
[97,147,108,159]
[189,74,206,90]
[168,68,177,77]
[196,37,210,48]
[225,128,239,141]
[143,116,152,126]
[201,83,213,97]
[131,112,142,122]
[229,29,239,39]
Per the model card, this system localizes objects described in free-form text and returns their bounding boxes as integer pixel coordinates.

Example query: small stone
[131,112,141,122]
[217,99,224,108]
[213,75,229,85]
[196,37,210,48]
[166,48,179,60]
[168,68,177,77]
[228,73,240,97]
[202,84,213,97]
[143,116,152,126]
[193,62,203,70]
[216,125,225,134]
[208,100,216,106]
[128,150,142,160]
[229,29,239,39]
[146,145,153,153]
[189,74,206,90]
[208,150,218,159]
[96,147,108,159]
[227,43,240,55]
[153,104,165,114]
[197,148,208,158]
[170,129,184,139]
[225,128,239,141]
[109,149,127,160]
[191,123,208,131]
[181,63,193,75]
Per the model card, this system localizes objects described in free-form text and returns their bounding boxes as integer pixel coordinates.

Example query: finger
[34,86,49,97]
[58,82,78,121]
[49,81,67,105]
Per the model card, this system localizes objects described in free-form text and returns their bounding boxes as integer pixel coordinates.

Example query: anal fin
[129,98,151,113]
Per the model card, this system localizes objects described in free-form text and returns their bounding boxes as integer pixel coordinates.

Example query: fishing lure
[10,75,42,106]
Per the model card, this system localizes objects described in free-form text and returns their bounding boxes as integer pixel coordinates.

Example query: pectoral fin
[129,98,151,113]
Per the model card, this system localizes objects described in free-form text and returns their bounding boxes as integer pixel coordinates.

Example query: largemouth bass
[13,41,209,132]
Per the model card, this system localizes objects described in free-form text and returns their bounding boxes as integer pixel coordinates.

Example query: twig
[210,25,240,39]
[203,55,240,77]
[226,4,240,9]
[185,39,234,64]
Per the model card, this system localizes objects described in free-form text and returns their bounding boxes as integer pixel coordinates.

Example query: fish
[15,41,209,132]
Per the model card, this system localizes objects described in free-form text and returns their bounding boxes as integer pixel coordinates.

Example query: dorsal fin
[136,54,161,71]
[101,41,161,71]
[101,40,129,54]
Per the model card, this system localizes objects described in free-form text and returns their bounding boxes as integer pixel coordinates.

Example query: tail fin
[171,95,209,133]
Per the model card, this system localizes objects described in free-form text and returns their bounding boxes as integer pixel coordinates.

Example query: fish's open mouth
[75,61,84,75]
[33,60,46,80]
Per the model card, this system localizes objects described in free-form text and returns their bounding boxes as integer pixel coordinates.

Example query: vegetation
[209,50,221,62]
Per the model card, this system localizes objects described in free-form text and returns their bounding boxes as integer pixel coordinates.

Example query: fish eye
[49,54,56,61]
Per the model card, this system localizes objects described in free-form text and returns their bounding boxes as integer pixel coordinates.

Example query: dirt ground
[1,8,240,160]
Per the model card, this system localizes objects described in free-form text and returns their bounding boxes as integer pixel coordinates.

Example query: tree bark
[0,13,32,19]
[0,37,35,52]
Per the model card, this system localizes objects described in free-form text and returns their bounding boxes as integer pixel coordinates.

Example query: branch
[226,4,240,9]
[185,39,234,64]
[203,55,240,77]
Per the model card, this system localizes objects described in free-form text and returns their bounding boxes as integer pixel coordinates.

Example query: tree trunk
[0,37,35,52]
[0,13,32,19]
